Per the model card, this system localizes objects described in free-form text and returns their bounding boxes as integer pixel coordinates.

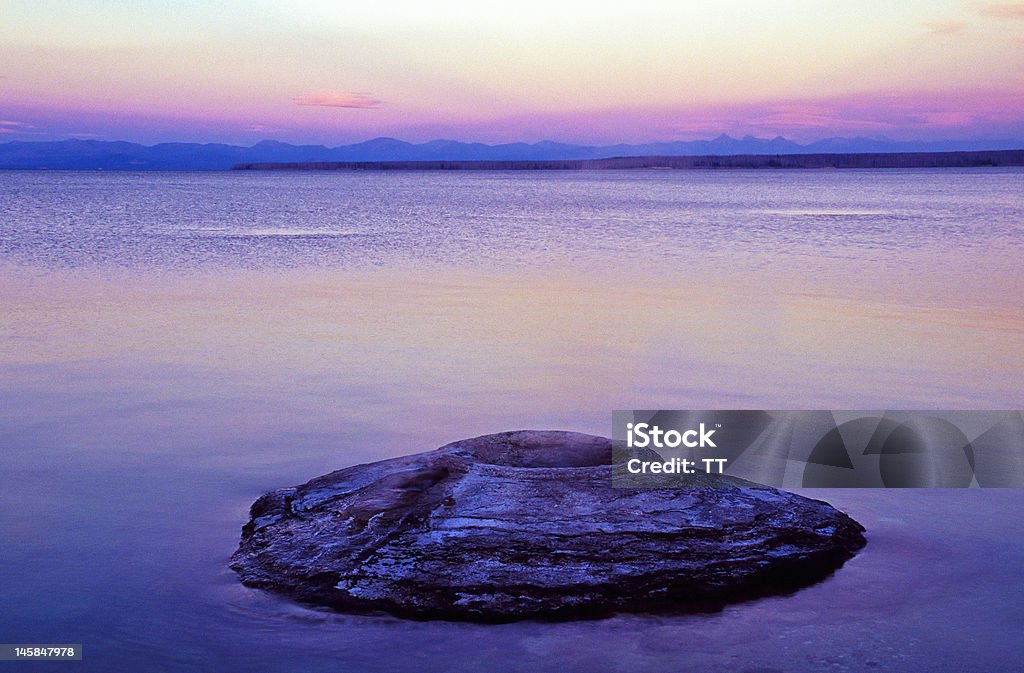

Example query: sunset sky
[2,1,1024,145]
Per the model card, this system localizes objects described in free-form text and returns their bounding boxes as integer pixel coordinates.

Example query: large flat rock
[230,430,865,621]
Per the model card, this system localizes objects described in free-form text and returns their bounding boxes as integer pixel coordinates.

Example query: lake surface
[1,169,1023,672]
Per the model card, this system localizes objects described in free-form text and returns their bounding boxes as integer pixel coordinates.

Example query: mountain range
[1,135,1022,170]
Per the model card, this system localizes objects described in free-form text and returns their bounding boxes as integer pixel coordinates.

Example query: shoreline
[232,149,1024,171]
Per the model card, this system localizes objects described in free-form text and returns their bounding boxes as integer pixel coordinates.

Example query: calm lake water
[1,169,1023,672]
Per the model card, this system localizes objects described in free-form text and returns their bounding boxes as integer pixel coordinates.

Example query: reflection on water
[1,169,1023,672]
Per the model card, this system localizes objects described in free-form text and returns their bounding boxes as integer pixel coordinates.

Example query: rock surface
[230,430,866,621]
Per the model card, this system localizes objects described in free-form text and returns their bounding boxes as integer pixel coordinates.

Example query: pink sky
[2,1,1024,145]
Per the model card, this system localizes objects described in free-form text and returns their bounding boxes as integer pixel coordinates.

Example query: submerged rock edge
[230,430,866,622]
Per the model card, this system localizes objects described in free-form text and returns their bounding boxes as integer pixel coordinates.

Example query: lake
[1,168,1023,672]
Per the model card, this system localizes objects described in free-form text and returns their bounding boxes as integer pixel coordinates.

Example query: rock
[230,430,865,621]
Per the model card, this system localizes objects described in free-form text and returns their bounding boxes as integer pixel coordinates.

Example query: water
[1,169,1023,672]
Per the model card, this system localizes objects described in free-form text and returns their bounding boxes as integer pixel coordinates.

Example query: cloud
[747,104,894,131]
[977,2,1024,19]
[923,19,969,36]
[668,118,742,136]
[0,119,33,134]
[245,124,288,133]
[292,90,382,109]
[657,88,1024,143]
[914,111,976,126]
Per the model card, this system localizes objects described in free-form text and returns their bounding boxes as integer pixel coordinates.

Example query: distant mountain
[1,135,1022,170]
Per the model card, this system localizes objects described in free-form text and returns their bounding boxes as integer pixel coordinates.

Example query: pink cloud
[646,89,1024,143]
[245,124,288,133]
[292,90,381,109]
[977,2,1024,19]
[666,118,744,137]
[0,119,33,134]
[746,104,894,131]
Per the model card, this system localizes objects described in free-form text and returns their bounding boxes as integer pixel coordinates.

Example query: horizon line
[4,133,1024,150]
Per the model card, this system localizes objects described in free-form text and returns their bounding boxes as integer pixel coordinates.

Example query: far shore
[233,149,1024,171]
